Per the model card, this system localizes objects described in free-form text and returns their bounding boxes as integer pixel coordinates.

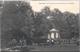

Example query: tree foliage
[1,1,34,47]
[34,7,79,39]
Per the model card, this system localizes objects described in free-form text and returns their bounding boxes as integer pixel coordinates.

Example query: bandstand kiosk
[47,28,60,43]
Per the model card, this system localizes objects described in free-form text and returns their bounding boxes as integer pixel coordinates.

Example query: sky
[26,0,79,14]
[2,0,79,13]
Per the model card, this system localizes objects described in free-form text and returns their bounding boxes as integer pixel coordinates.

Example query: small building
[47,28,60,42]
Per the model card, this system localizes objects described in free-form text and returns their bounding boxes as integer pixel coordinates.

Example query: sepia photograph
[0,0,80,52]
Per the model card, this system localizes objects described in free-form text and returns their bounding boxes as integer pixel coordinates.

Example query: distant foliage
[34,7,79,39]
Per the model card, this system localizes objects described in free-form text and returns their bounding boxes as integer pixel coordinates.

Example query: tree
[1,1,34,47]
[33,7,53,42]
[48,9,79,39]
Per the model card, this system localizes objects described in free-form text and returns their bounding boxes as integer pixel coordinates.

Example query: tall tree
[1,1,34,47]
